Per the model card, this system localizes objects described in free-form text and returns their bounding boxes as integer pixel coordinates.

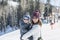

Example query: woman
[22,11,42,40]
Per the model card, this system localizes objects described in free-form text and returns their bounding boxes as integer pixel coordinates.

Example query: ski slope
[0,21,60,40]
[41,21,60,40]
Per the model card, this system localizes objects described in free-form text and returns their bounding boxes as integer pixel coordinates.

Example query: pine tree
[35,0,40,10]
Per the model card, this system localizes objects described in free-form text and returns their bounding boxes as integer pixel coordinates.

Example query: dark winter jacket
[19,20,32,36]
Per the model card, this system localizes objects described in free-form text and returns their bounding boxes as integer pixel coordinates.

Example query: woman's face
[32,17,39,23]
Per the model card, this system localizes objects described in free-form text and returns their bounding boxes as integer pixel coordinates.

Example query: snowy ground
[41,21,60,40]
[0,21,60,40]
[0,25,18,36]
[0,30,20,40]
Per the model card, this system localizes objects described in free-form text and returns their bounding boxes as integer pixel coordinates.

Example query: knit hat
[32,10,40,18]
[25,12,30,19]
[23,12,30,20]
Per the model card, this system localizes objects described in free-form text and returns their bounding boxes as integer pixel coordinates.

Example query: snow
[41,21,60,40]
[50,0,60,7]
[0,21,60,40]
[0,25,18,36]
[0,30,20,40]
[0,31,5,36]
[5,25,13,33]
[7,0,19,7]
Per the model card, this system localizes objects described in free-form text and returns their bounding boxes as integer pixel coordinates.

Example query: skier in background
[50,14,55,30]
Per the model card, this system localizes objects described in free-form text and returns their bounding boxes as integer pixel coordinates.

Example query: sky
[40,0,60,7]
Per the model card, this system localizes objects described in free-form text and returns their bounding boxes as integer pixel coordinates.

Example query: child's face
[32,17,38,23]
[23,19,29,23]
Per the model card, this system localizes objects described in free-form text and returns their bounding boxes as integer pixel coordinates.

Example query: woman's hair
[32,10,42,27]
[31,19,42,27]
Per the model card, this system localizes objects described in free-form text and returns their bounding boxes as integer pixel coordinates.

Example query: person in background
[19,12,33,40]
[22,11,42,40]
[50,14,55,30]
